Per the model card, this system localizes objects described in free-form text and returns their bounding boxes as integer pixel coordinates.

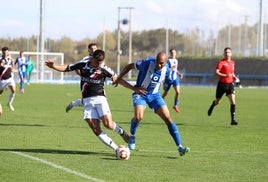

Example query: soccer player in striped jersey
[162,48,183,113]
[65,43,98,112]
[113,52,190,156]
[0,47,16,115]
[46,50,133,157]
[15,51,28,94]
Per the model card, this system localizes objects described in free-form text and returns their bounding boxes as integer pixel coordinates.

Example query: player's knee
[135,116,143,122]
[104,123,114,130]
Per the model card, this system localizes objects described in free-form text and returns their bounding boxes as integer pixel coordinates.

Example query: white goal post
[9,51,69,84]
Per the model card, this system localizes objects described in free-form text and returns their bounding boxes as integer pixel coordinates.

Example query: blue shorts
[163,78,180,91]
[132,93,166,111]
[18,70,27,79]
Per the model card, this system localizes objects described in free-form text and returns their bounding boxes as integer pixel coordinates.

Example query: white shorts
[0,78,15,91]
[83,96,111,120]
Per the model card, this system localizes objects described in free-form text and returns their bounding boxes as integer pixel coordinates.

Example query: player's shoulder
[101,64,114,73]
[140,57,155,63]
[79,55,92,62]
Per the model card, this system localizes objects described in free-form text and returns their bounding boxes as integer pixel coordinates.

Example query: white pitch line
[10,151,104,182]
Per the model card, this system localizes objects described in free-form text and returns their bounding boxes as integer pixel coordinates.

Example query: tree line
[1,23,267,69]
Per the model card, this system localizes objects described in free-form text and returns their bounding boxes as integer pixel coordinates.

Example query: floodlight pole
[258,0,264,56]
[128,7,134,79]
[39,0,45,82]
[117,8,121,75]
[116,7,134,76]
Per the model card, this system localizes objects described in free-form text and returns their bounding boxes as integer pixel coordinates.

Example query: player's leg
[20,72,26,93]
[84,99,118,151]
[208,82,224,116]
[7,79,16,111]
[26,70,30,85]
[18,71,24,93]
[155,103,189,156]
[227,84,237,125]
[66,98,83,113]
[86,118,118,151]
[162,81,171,98]
[128,106,144,150]
[0,84,4,116]
[0,102,2,116]
[173,81,181,113]
[99,100,130,143]
[128,94,146,150]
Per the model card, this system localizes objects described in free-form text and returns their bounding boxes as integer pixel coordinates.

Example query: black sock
[210,100,216,109]
[230,104,236,121]
[208,100,216,116]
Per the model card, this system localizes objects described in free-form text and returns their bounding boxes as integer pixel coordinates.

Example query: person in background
[26,55,35,85]
[65,43,98,113]
[15,51,28,93]
[0,47,16,115]
[113,52,190,156]
[207,47,238,125]
[162,48,183,113]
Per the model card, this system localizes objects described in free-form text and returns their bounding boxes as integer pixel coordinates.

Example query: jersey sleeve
[68,61,85,71]
[216,60,223,70]
[102,65,115,78]
[134,59,147,70]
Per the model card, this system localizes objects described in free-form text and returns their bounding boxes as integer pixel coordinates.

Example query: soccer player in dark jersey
[0,47,16,116]
[65,43,98,112]
[207,47,238,125]
[45,50,134,157]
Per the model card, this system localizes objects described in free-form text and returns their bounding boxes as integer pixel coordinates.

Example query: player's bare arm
[216,69,232,77]
[112,63,135,87]
[45,59,69,72]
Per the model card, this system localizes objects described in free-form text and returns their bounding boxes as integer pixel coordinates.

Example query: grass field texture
[0,84,267,182]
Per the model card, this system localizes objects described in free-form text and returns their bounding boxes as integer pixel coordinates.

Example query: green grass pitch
[0,84,267,181]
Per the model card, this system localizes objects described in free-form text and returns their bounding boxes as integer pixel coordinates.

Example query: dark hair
[2,47,9,52]
[224,47,232,52]
[88,43,97,49]
[93,50,105,62]
[169,48,175,53]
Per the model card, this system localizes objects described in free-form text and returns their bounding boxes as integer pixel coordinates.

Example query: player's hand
[112,77,120,87]
[135,87,147,94]
[45,59,54,68]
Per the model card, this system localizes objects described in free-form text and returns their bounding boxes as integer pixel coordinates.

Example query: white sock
[72,99,83,106]
[8,93,15,104]
[98,131,118,151]
[113,124,123,134]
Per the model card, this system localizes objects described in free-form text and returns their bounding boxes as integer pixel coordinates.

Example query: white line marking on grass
[10,151,105,182]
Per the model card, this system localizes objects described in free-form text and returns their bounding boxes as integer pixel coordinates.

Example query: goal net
[9,51,79,84]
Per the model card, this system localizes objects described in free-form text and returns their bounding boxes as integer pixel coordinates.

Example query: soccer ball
[116,145,130,160]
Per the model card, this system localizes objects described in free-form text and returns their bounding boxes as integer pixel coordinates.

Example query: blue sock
[20,81,23,89]
[174,99,179,106]
[167,122,181,146]
[130,118,140,136]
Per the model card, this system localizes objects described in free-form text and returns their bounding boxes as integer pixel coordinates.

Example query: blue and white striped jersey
[134,57,169,95]
[166,58,178,81]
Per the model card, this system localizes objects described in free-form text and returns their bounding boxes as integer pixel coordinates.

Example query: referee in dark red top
[208,47,238,125]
